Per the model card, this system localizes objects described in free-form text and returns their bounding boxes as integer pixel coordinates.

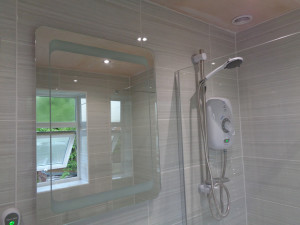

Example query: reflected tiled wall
[237,9,300,225]
[130,70,161,203]
[0,0,252,224]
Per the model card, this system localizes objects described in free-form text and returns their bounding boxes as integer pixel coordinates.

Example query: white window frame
[36,131,76,171]
[36,90,88,192]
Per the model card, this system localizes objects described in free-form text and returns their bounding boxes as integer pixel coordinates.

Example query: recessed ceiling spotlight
[104,59,110,64]
[137,36,147,42]
[232,15,253,25]
[73,79,78,83]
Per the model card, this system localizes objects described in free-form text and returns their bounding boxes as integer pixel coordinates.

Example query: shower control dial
[222,118,231,133]
[2,208,21,225]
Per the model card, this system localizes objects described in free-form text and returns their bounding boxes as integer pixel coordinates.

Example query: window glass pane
[36,133,75,171]
[36,97,76,123]
[111,101,121,123]
[36,97,50,123]
[81,98,87,122]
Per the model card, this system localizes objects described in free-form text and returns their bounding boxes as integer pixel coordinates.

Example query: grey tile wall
[0,0,250,225]
[0,0,18,222]
[237,8,300,225]
[236,9,300,50]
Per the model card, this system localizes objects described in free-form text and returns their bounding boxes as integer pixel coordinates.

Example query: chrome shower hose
[197,80,230,220]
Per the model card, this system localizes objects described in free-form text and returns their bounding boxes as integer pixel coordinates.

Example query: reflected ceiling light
[104,59,110,64]
[137,0,148,43]
[73,79,78,83]
[137,36,147,42]
[212,62,216,65]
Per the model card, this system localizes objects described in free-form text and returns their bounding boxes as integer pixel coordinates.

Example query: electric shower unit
[192,50,243,220]
[206,98,235,150]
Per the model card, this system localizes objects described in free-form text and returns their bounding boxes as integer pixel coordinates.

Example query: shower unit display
[192,51,243,220]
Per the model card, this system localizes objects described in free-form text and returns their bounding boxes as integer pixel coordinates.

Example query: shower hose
[197,79,230,220]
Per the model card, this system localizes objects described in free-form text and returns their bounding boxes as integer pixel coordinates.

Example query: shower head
[205,57,243,80]
[224,57,243,69]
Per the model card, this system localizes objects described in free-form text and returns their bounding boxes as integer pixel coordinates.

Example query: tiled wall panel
[0,0,17,221]
[0,0,247,224]
[237,8,300,225]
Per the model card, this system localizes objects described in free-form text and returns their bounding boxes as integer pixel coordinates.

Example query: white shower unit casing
[206,98,235,150]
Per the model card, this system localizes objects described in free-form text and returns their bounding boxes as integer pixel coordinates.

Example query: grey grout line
[15,0,18,206]
[14,40,33,47]
[208,24,215,95]
[246,212,294,225]
[240,113,300,119]
[236,31,248,225]
[12,120,36,122]
[236,8,300,42]
[242,139,300,143]
[0,120,17,122]
[244,156,300,163]
[238,65,300,82]
[208,24,212,61]
[247,196,300,210]
[242,140,300,144]
[161,167,181,174]
[188,196,246,219]
[0,202,15,207]
[0,39,16,44]
[143,0,236,35]
[147,200,150,225]
[137,1,211,30]
[236,31,300,53]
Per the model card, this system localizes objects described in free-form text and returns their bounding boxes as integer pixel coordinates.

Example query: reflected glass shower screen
[48,43,159,213]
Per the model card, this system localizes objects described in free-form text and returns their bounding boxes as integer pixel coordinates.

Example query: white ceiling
[149,0,300,32]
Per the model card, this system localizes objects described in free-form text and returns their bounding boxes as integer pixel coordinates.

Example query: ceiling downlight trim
[232,15,253,25]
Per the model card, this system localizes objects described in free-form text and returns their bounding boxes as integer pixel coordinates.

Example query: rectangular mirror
[35,27,160,224]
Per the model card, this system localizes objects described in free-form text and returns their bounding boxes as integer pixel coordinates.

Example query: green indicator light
[224,139,229,143]
[10,221,15,225]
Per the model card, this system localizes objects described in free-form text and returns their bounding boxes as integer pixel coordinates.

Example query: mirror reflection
[35,27,160,223]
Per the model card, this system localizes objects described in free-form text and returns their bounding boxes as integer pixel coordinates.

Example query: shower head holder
[192,52,207,64]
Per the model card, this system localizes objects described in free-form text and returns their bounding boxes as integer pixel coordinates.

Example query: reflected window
[110,99,133,179]
[36,96,76,123]
[36,90,87,186]
[81,98,87,123]
[111,101,121,123]
[36,132,76,171]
